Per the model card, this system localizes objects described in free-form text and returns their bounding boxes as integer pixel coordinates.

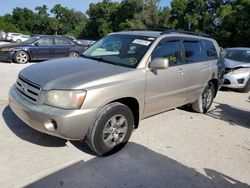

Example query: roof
[115,31,162,38]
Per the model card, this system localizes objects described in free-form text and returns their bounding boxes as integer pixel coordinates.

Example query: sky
[0,0,172,16]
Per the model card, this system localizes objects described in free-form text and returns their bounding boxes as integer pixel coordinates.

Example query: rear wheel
[86,102,134,156]
[14,51,29,64]
[192,82,215,113]
[68,51,79,57]
[239,79,250,93]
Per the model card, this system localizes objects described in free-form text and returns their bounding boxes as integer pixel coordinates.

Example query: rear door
[181,38,213,101]
[144,37,189,116]
[52,38,73,58]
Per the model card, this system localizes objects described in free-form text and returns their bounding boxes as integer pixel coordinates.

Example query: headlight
[230,68,250,75]
[0,48,13,52]
[44,90,86,110]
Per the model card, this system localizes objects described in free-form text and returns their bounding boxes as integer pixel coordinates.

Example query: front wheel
[192,83,215,113]
[14,51,29,64]
[86,102,134,156]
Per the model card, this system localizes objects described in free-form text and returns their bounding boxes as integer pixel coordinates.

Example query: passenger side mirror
[149,58,169,70]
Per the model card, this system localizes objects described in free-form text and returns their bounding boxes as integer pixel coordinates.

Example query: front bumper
[223,71,250,89]
[0,51,14,62]
[9,86,97,140]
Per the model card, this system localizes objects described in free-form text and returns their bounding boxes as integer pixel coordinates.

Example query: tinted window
[38,38,53,45]
[55,38,73,45]
[183,41,203,63]
[203,40,218,60]
[152,40,182,66]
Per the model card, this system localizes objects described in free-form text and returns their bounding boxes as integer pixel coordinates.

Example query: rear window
[225,50,250,63]
[183,41,203,63]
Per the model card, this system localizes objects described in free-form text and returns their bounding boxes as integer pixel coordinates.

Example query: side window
[38,38,53,45]
[203,40,218,60]
[183,40,203,63]
[55,38,73,45]
[152,40,182,66]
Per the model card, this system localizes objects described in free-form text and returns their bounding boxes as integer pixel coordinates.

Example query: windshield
[23,36,39,44]
[225,49,250,63]
[83,34,155,68]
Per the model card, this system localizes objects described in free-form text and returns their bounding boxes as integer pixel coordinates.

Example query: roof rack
[161,29,211,38]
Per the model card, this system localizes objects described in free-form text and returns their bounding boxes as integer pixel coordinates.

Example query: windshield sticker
[247,51,250,54]
[132,39,151,46]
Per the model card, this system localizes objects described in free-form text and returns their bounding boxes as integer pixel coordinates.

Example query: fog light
[44,120,57,131]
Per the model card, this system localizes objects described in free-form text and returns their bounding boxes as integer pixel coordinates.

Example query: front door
[35,37,54,60]
[144,38,188,117]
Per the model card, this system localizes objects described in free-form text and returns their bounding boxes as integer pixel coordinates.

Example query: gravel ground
[0,62,249,188]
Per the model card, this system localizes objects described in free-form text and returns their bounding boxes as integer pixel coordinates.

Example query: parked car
[9,30,221,156]
[10,34,30,43]
[5,32,22,42]
[0,31,6,41]
[223,48,250,93]
[0,35,87,63]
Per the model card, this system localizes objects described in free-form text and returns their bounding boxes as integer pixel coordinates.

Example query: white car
[11,34,30,43]
[223,48,250,93]
[5,32,21,41]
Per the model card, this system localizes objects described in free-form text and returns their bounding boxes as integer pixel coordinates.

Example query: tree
[84,0,120,38]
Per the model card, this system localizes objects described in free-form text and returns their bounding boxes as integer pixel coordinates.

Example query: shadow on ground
[207,102,250,128]
[26,143,249,188]
[2,105,67,147]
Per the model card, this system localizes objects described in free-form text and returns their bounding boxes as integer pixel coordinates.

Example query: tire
[68,51,79,57]
[86,102,134,156]
[14,51,29,64]
[239,79,250,93]
[192,82,215,113]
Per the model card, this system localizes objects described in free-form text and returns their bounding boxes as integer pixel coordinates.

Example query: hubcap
[69,52,79,57]
[16,52,28,63]
[103,115,128,148]
[202,85,213,109]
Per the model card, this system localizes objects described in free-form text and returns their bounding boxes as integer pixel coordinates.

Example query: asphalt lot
[0,61,249,188]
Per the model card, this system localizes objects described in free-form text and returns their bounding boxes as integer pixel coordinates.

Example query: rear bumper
[9,86,98,140]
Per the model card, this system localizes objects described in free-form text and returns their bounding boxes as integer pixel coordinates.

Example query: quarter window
[152,40,182,66]
[183,41,203,63]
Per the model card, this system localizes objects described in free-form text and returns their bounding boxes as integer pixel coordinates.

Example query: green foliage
[0,0,249,47]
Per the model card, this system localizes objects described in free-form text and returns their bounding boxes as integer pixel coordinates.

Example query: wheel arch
[13,50,32,61]
[209,79,219,97]
[108,97,140,129]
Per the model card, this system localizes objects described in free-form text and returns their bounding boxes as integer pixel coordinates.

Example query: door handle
[178,68,184,75]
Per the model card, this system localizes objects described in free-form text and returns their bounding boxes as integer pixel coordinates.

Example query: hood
[0,43,31,49]
[224,58,250,68]
[19,57,132,90]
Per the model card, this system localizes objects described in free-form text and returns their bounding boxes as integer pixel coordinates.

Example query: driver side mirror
[34,42,40,46]
[149,58,169,70]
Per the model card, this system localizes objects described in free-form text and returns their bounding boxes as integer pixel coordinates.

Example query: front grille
[15,75,41,103]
